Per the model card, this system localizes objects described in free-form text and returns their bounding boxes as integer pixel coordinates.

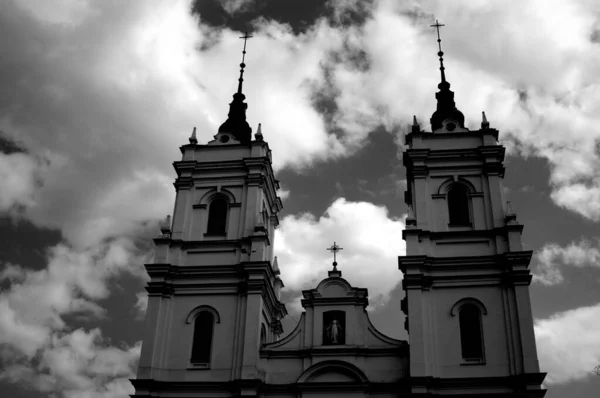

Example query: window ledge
[460,358,485,366]
[204,233,227,237]
[188,363,210,370]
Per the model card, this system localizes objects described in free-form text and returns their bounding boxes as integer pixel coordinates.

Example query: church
[130,26,547,398]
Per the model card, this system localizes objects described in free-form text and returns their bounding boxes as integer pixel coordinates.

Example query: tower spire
[428,20,465,132]
[431,20,447,85]
[218,31,254,144]
[237,31,252,95]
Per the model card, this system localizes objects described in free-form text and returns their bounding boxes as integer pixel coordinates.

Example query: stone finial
[406,204,417,227]
[160,215,172,236]
[255,123,264,141]
[505,200,517,224]
[272,255,280,275]
[481,111,490,129]
[411,115,420,133]
[189,127,198,144]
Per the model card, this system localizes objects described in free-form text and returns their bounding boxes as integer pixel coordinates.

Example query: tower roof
[429,20,465,132]
[218,32,253,144]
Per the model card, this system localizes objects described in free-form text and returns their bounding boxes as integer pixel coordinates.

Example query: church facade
[131,31,547,398]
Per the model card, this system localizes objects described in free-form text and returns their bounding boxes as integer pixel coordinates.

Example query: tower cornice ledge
[401,224,525,240]
[408,372,546,397]
[398,251,533,273]
[404,128,499,147]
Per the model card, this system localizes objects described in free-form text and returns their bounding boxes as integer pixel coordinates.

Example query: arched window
[260,324,267,346]
[191,311,215,364]
[459,303,484,361]
[207,197,228,235]
[447,184,470,225]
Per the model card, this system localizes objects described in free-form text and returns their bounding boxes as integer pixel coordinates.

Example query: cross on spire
[430,19,447,83]
[237,31,253,94]
[326,242,343,269]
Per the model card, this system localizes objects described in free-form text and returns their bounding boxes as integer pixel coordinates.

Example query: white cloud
[0,240,149,396]
[535,302,600,385]
[533,238,600,286]
[0,151,46,215]
[0,328,141,398]
[222,0,254,15]
[275,198,405,310]
[1,0,600,395]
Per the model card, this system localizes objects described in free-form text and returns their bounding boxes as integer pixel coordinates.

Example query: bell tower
[132,34,287,397]
[399,21,547,397]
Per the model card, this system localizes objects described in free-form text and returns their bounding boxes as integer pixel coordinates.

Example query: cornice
[398,251,533,272]
[404,129,499,146]
[131,378,409,395]
[399,252,534,289]
[402,224,525,241]
[260,345,408,359]
[403,144,507,174]
[409,372,546,394]
[300,295,369,308]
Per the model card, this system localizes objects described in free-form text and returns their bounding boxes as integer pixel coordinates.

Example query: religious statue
[326,319,342,344]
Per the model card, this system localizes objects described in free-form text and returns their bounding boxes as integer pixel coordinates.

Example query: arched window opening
[447,184,470,225]
[191,311,215,364]
[260,324,267,346]
[207,197,228,235]
[459,304,484,361]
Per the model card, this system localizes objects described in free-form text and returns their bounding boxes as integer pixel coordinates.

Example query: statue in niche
[323,310,345,345]
[326,320,342,344]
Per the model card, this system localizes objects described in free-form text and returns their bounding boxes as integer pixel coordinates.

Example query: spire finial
[189,126,198,144]
[481,111,490,129]
[237,31,253,95]
[255,123,263,141]
[412,115,420,133]
[430,19,446,84]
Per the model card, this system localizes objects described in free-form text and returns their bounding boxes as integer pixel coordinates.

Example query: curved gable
[364,310,408,347]
[317,278,352,297]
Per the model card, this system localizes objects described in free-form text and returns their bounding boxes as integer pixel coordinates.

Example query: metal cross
[430,19,445,52]
[239,31,253,64]
[326,242,343,264]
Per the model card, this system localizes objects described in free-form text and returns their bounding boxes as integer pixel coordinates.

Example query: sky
[0,0,599,397]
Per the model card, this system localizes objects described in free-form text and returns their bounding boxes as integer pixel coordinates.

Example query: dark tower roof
[218,32,253,144]
[429,20,464,131]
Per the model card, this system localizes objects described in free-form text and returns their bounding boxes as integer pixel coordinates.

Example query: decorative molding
[185,305,221,324]
[297,360,369,383]
[450,297,488,316]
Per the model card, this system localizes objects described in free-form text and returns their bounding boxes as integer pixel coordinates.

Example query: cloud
[222,0,254,15]
[1,0,599,395]
[0,240,148,396]
[0,328,141,398]
[535,302,600,385]
[275,198,405,310]
[533,238,600,286]
[0,151,46,215]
